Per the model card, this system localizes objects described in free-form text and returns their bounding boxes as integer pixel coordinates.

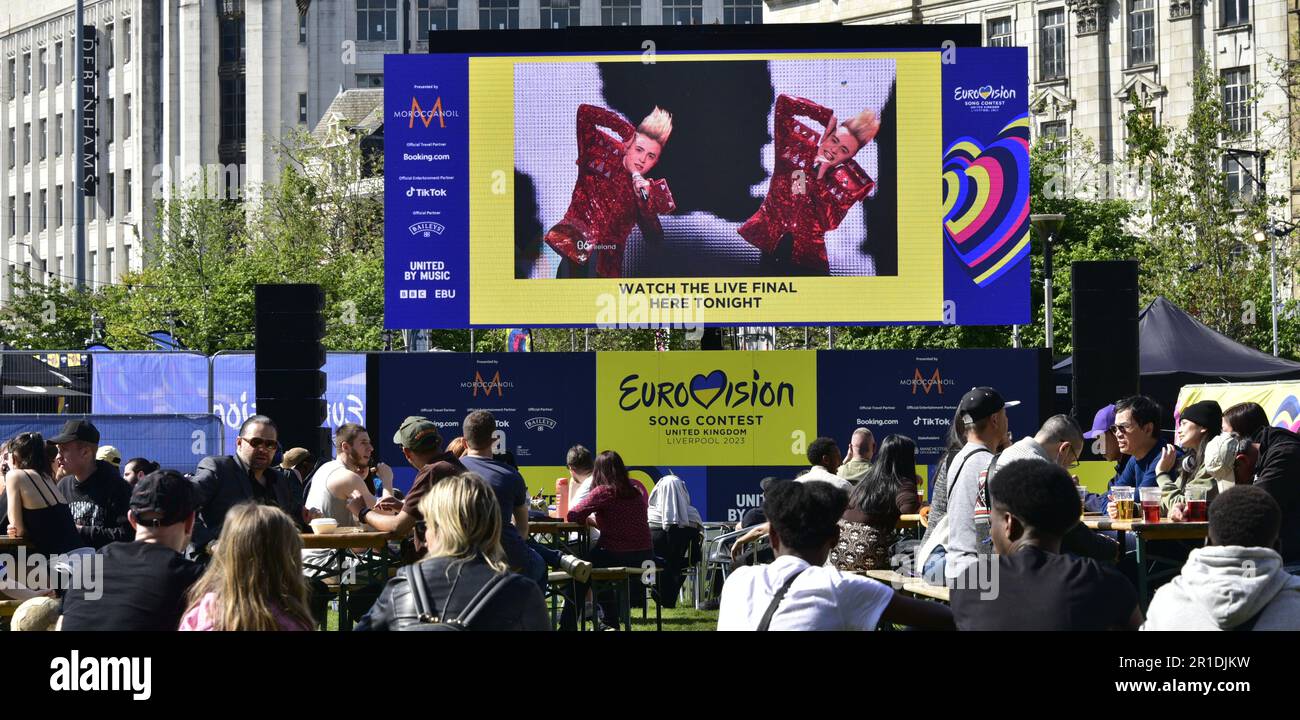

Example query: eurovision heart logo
[689,370,727,409]
[979,85,993,99]
[942,114,1031,288]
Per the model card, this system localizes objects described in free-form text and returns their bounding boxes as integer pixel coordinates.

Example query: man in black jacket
[190,415,305,550]
[1237,426,1300,567]
[52,419,132,550]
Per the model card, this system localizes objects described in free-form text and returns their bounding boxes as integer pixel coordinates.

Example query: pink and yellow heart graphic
[942,116,1031,287]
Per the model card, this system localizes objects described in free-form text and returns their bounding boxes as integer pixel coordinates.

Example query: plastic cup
[1111,486,1136,520]
[1140,486,1161,523]
[1185,485,1208,522]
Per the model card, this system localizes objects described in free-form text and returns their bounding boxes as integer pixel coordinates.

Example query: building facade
[765,0,1298,218]
[0,0,763,304]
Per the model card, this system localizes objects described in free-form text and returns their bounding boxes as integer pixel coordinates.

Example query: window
[723,0,762,25]
[356,0,398,42]
[106,98,115,142]
[124,19,132,62]
[541,0,580,29]
[104,23,114,70]
[1222,67,1250,135]
[602,0,641,26]
[55,114,63,156]
[479,0,520,29]
[22,52,31,94]
[6,197,13,238]
[55,185,63,228]
[663,0,703,25]
[22,192,30,236]
[124,245,130,274]
[89,189,97,221]
[357,73,384,87]
[125,169,132,214]
[107,173,115,219]
[39,190,47,232]
[298,92,308,124]
[1223,153,1255,206]
[299,11,308,43]
[1129,0,1155,66]
[89,250,97,288]
[1222,0,1248,27]
[417,0,459,33]
[54,42,62,85]
[7,128,13,168]
[221,75,247,145]
[7,58,14,99]
[23,122,30,165]
[39,119,46,161]
[108,247,115,282]
[125,95,132,139]
[38,49,47,90]
[220,13,245,63]
[987,17,1013,47]
[1039,9,1066,81]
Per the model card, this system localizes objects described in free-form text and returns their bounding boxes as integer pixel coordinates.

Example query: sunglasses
[240,437,277,450]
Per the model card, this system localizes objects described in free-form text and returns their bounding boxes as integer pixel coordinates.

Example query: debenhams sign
[81,25,97,197]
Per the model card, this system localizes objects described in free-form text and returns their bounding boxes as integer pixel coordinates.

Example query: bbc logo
[399,290,428,299]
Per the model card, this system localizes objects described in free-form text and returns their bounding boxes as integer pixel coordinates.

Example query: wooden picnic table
[856,569,950,605]
[300,530,401,631]
[527,521,591,556]
[1080,514,1208,610]
[0,537,30,549]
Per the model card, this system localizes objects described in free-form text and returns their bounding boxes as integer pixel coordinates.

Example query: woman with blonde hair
[356,472,549,631]
[179,503,314,631]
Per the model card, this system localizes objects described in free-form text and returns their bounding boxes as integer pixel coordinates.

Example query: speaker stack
[1070,261,1140,433]
[255,284,330,463]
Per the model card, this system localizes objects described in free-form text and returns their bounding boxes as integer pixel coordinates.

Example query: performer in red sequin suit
[545,104,677,279]
[738,94,880,275]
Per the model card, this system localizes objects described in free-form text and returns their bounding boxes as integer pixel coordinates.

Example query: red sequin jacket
[544,104,676,278]
[738,94,876,273]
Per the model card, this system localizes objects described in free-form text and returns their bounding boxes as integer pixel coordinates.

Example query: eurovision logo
[618,369,795,412]
[409,221,446,238]
[524,417,557,432]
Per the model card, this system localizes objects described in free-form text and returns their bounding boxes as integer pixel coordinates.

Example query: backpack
[914,447,992,575]
[400,564,513,631]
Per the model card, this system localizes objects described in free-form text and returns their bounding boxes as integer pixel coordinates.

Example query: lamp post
[1031,214,1066,351]
[1258,221,1296,357]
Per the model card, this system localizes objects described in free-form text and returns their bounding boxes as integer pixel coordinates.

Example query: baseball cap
[1202,434,1251,482]
[48,419,100,445]
[1083,404,1117,440]
[393,416,443,452]
[130,469,196,527]
[280,447,312,470]
[957,387,1019,425]
[96,445,121,467]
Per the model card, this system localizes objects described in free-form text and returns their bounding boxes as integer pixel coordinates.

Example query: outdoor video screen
[384,39,1028,328]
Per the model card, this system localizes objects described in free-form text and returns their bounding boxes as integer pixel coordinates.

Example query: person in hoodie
[50,419,132,550]
[1143,485,1300,631]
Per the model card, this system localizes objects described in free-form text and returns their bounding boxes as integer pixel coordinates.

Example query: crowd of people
[2,385,1298,631]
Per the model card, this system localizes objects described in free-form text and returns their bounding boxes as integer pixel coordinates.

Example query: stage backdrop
[1177,381,1300,434]
[383,30,1028,329]
[370,349,1044,520]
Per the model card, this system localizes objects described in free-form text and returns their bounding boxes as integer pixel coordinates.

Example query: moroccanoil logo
[618,369,795,412]
[395,97,461,129]
[460,371,513,397]
[903,368,956,395]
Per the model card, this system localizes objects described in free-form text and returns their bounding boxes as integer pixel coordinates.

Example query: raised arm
[775,94,834,135]
[577,104,636,148]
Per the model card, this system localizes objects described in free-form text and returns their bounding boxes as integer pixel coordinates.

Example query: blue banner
[212,353,367,456]
[816,349,1042,468]
[0,414,224,474]
[91,352,209,414]
[372,352,597,492]
[383,54,471,330]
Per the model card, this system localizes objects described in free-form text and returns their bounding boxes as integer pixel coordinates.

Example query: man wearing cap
[943,387,1017,583]
[51,419,133,550]
[60,470,206,631]
[96,445,122,473]
[348,416,465,559]
[280,447,316,487]
[1080,404,1122,513]
[190,415,305,551]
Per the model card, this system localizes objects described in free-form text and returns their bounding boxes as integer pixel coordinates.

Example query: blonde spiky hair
[841,107,880,148]
[637,106,674,145]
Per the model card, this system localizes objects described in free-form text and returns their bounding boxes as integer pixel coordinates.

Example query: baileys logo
[618,369,795,411]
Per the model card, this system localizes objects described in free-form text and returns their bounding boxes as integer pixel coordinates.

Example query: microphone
[632,172,649,201]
